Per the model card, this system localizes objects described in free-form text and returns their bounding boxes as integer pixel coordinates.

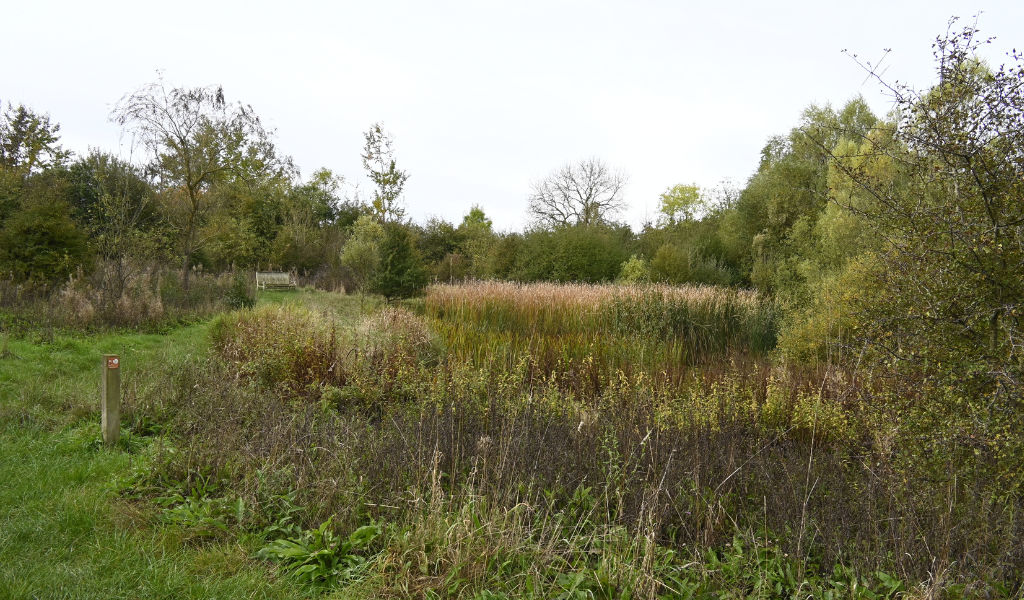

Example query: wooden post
[101,354,121,446]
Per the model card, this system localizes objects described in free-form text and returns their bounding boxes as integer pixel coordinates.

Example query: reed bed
[425,281,778,389]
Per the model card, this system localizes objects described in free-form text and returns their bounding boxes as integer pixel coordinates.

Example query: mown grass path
[0,320,303,599]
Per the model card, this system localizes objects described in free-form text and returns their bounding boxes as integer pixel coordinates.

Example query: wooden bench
[255,271,297,291]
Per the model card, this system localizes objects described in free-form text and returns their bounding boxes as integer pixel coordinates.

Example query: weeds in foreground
[258,518,381,590]
[123,301,1024,596]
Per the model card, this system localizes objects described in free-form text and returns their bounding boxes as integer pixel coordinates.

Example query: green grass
[0,312,306,599]
[0,427,301,598]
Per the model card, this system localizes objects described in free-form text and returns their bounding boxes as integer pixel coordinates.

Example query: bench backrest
[256,272,292,285]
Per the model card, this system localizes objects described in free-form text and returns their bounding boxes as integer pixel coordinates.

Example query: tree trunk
[182,251,192,292]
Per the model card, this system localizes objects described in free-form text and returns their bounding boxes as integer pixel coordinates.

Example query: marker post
[102,354,120,446]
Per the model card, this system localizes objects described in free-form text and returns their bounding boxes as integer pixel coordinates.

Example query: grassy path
[0,322,302,599]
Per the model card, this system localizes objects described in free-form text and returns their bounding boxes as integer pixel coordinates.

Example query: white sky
[3,1,1022,230]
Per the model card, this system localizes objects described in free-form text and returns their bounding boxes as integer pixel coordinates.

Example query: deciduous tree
[458,204,496,277]
[1,103,71,226]
[527,158,628,228]
[658,183,702,225]
[0,102,70,178]
[837,23,1024,377]
[70,151,161,301]
[0,176,90,283]
[111,76,292,288]
[831,21,1024,491]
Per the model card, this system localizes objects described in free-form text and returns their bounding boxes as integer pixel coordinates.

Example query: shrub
[0,195,91,283]
[224,273,256,309]
[340,214,384,294]
[649,243,689,284]
[513,225,629,283]
[617,254,649,283]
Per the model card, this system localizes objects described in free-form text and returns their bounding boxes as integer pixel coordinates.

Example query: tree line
[2,23,1021,380]
[0,76,884,300]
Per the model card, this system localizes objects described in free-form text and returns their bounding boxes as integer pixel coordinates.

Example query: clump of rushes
[208,304,441,401]
[210,304,348,393]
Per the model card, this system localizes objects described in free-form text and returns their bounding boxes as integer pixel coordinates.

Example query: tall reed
[425,281,778,391]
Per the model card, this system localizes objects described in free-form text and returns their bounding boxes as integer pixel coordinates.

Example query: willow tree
[111,77,292,288]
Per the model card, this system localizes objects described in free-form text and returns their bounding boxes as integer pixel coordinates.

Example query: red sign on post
[107,356,120,369]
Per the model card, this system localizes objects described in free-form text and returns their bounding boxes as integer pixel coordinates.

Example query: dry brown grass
[427,280,762,318]
[0,264,239,333]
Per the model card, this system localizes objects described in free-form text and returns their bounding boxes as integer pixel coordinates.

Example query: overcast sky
[3,1,1022,229]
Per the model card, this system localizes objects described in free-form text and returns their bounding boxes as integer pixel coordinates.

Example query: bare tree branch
[527,157,628,228]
